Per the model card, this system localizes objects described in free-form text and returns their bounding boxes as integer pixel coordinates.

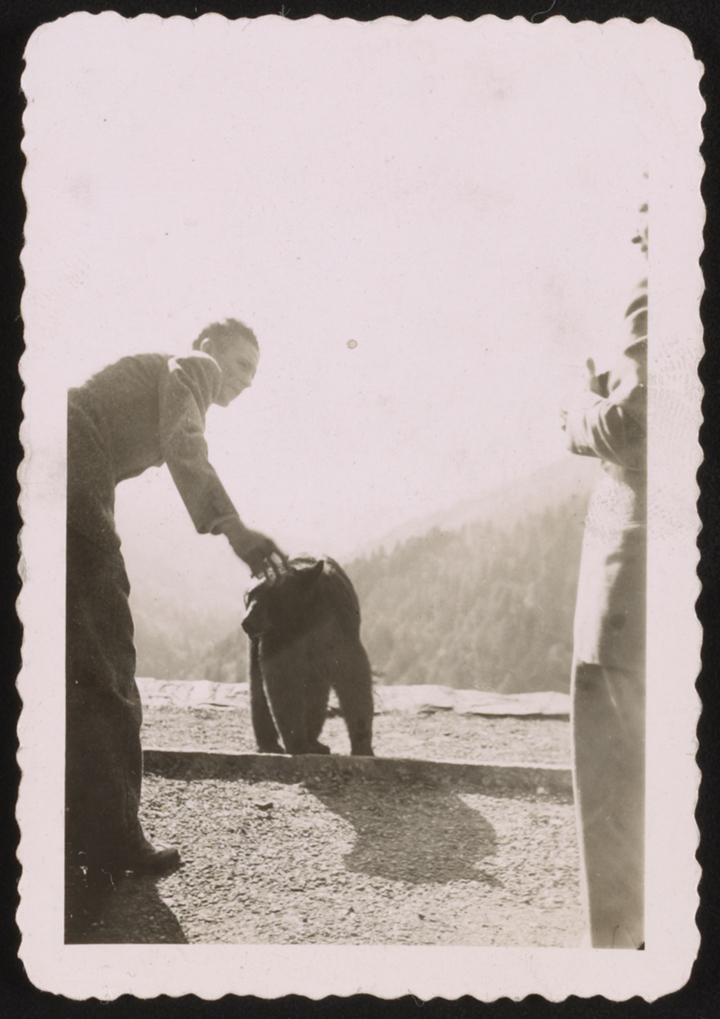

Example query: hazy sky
[23,14,652,564]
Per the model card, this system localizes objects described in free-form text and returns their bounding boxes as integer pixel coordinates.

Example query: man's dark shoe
[70,827,182,882]
[117,835,182,876]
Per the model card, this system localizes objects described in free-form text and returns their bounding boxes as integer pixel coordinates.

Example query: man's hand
[222,520,288,581]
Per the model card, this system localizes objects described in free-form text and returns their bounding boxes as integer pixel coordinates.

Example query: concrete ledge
[142,748,573,802]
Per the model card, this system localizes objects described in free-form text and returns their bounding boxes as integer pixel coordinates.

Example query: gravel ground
[66,709,582,946]
[140,704,571,766]
[73,773,583,946]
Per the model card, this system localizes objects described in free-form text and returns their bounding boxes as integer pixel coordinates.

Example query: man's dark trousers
[65,525,143,869]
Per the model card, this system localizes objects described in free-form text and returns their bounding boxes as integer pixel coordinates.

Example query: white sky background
[23,14,651,565]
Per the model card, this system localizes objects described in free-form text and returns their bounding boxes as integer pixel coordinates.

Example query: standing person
[66,318,286,882]
[561,218,648,949]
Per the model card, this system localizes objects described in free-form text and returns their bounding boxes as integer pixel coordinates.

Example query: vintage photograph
[17,12,702,1000]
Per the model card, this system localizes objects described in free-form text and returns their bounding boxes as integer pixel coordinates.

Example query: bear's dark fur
[242,556,374,756]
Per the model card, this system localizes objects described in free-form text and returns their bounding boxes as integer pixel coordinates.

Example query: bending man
[66,318,285,880]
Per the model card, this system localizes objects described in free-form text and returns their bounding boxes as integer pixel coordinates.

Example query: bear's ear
[243,578,266,608]
[242,596,271,637]
[303,560,325,583]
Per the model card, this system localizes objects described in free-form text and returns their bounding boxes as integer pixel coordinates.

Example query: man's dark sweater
[68,351,241,551]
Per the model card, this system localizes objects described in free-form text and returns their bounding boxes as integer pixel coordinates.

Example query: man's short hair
[192,318,259,352]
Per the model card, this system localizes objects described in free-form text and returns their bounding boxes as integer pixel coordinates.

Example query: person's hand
[560,359,605,432]
[585,358,606,396]
[223,521,288,581]
[239,530,288,581]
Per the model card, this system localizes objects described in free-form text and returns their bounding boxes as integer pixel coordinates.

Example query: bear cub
[242,556,374,756]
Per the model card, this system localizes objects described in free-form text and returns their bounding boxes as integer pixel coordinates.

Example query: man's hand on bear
[221,519,288,581]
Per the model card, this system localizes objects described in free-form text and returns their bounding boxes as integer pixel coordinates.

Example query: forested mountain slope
[346,505,586,694]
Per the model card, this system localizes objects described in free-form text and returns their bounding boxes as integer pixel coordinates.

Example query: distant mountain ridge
[360,456,598,556]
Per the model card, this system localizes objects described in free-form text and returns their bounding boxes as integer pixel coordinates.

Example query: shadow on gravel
[306,777,500,886]
[65,869,187,944]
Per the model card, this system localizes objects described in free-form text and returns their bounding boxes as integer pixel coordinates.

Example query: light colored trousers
[571,662,645,949]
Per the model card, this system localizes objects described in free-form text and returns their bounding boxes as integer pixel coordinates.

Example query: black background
[1,0,718,1016]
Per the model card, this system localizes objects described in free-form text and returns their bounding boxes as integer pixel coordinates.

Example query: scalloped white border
[16,12,703,1000]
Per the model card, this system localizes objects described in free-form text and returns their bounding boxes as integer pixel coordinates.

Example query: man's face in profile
[209,337,260,407]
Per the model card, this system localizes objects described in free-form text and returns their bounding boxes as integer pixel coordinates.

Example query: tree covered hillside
[191,483,590,695]
[345,500,586,694]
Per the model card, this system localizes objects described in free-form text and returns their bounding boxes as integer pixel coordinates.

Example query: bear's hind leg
[333,648,374,757]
